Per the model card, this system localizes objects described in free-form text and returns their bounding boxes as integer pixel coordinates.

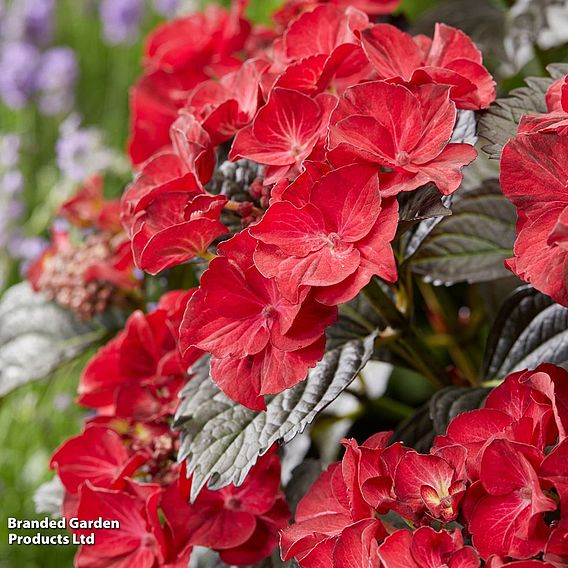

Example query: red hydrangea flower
[129,3,251,165]
[280,5,368,62]
[467,439,556,560]
[127,189,227,275]
[143,4,250,76]
[164,448,289,566]
[50,426,147,494]
[360,23,496,110]
[185,58,269,145]
[281,436,393,567]
[393,446,467,522]
[271,5,372,97]
[378,527,480,568]
[546,76,568,113]
[179,231,337,410]
[122,116,227,275]
[500,131,568,307]
[78,290,198,419]
[73,482,175,568]
[229,87,336,184]
[249,163,398,305]
[59,175,122,233]
[435,366,568,480]
[328,81,477,196]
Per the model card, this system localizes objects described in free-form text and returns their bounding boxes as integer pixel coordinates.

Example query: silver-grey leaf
[174,333,377,502]
[33,476,64,518]
[451,110,478,146]
[0,283,104,397]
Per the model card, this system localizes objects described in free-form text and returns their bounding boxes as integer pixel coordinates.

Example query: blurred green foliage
[0,352,94,567]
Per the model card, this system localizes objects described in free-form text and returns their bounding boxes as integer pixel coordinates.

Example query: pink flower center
[226,496,243,511]
[326,232,342,248]
[262,305,277,319]
[520,487,533,500]
[141,533,156,548]
[396,150,411,165]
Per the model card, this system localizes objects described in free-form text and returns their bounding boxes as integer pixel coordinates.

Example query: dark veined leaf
[405,179,516,285]
[285,459,322,517]
[391,405,435,453]
[392,386,489,451]
[327,293,382,349]
[174,333,377,502]
[397,184,452,228]
[476,64,568,160]
[0,283,106,397]
[482,285,568,379]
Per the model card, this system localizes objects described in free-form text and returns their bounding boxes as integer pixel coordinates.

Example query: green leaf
[246,0,283,25]
[482,285,568,379]
[392,386,489,451]
[174,333,377,502]
[405,179,516,285]
[0,283,105,398]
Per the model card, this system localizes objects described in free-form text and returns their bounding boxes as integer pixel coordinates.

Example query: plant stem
[416,279,479,385]
[362,278,448,388]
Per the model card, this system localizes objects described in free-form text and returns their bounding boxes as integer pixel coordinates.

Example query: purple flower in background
[0,42,41,109]
[0,170,24,195]
[36,47,78,115]
[56,115,113,182]
[0,134,22,169]
[153,0,179,17]
[8,231,48,264]
[100,0,144,45]
[5,0,55,46]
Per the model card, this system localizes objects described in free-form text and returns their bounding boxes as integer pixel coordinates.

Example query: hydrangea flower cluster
[283,365,568,567]
[122,0,494,411]
[49,289,288,567]
[0,0,77,114]
[500,74,568,307]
